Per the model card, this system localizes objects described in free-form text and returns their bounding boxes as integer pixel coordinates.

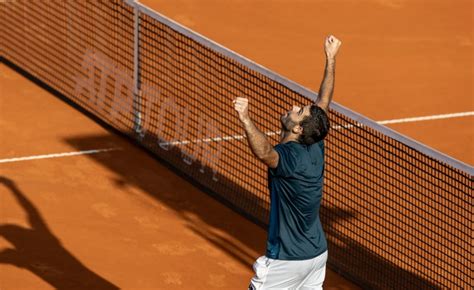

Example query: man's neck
[280,131,300,144]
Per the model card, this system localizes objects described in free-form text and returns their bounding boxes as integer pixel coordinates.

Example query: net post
[131,0,142,136]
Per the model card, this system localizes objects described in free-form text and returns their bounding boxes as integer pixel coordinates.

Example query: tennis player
[234,35,341,289]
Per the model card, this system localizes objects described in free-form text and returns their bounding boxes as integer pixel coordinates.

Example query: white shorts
[249,251,328,290]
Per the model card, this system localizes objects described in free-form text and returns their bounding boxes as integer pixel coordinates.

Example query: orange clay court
[0,0,472,289]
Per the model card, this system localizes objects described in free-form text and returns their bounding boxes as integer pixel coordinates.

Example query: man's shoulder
[276,141,324,151]
[275,142,303,156]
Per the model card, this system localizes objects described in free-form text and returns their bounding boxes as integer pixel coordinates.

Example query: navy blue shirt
[266,140,327,260]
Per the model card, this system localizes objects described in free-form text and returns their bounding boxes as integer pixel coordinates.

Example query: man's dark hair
[298,105,330,145]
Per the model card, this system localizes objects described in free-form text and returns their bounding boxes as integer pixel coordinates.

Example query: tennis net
[1,1,472,289]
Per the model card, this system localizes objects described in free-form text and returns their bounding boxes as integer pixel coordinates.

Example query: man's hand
[233,97,250,123]
[324,35,342,60]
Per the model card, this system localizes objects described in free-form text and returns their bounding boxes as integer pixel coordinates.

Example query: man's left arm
[233,97,279,168]
[315,35,342,112]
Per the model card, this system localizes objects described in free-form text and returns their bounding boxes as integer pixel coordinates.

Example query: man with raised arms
[233,35,342,289]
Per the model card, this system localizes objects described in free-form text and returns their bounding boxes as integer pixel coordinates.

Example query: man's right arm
[233,97,279,168]
[316,35,342,112]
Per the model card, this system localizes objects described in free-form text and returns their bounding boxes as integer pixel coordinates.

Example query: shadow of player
[0,176,119,290]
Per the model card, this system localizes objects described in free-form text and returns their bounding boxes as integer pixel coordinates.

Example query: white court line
[163,111,474,146]
[0,148,121,164]
[333,111,474,130]
[1,111,472,163]
[377,111,474,125]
